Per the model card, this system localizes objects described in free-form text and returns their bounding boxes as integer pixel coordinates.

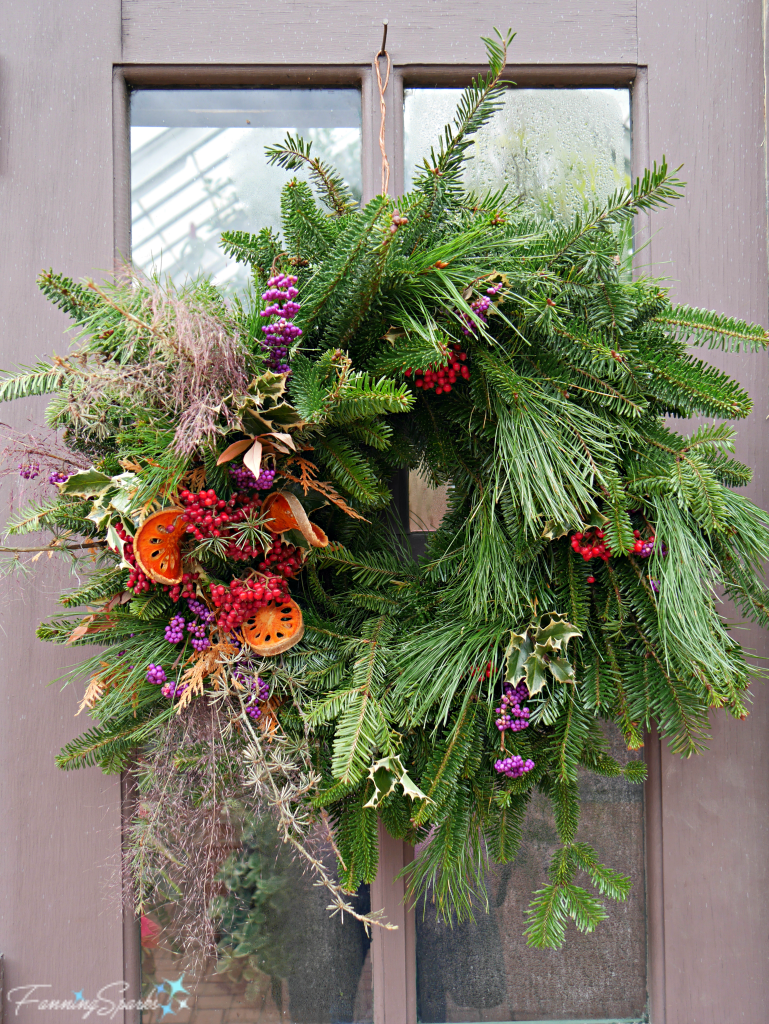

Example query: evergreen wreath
[5,29,769,953]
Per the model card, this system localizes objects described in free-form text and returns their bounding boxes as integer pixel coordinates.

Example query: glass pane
[405,87,632,552]
[140,818,373,1023]
[414,726,647,1024]
[131,88,362,291]
[404,88,631,222]
[132,88,367,1022]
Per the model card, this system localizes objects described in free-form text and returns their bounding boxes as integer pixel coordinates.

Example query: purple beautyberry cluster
[246,675,270,719]
[186,597,214,624]
[146,664,167,686]
[187,619,211,653]
[461,284,503,336]
[494,754,535,779]
[18,462,39,479]
[228,464,276,491]
[165,615,185,643]
[495,680,531,733]
[260,274,301,374]
[49,470,71,485]
[161,679,188,701]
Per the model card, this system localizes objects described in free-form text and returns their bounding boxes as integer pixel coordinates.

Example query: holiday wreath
[4,30,769,954]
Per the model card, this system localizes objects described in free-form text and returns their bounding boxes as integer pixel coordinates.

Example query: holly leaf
[363,755,432,808]
[535,612,582,651]
[58,468,113,499]
[505,629,533,682]
[525,655,549,695]
[548,656,576,683]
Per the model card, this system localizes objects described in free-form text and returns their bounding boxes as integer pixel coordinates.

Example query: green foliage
[10,26,769,955]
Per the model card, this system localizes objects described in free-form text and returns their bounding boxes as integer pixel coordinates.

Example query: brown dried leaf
[216,437,255,465]
[242,439,263,477]
[67,621,93,645]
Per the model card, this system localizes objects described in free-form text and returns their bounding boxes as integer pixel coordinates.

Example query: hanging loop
[374,20,391,196]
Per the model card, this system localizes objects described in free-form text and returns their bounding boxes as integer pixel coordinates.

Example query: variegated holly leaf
[248,370,288,406]
[363,755,432,808]
[57,468,113,498]
[505,612,582,695]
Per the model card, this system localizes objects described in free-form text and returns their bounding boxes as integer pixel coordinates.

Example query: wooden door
[0,3,766,1022]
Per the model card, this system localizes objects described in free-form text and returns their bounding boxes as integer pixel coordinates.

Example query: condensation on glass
[415,726,647,1024]
[404,88,632,546]
[130,89,362,291]
[404,87,630,221]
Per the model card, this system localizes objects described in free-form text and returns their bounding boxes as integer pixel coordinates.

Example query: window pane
[404,87,630,222]
[404,87,632,558]
[140,819,373,1023]
[132,89,368,1023]
[414,726,647,1024]
[130,88,362,291]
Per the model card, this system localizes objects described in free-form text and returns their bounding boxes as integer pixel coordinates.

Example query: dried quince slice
[133,508,186,584]
[262,491,328,548]
[241,597,304,656]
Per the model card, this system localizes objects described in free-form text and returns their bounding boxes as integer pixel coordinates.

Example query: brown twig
[0,541,106,553]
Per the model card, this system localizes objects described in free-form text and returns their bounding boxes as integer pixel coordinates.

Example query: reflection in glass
[404,88,631,223]
[131,89,362,291]
[415,728,647,1023]
[141,815,373,1024]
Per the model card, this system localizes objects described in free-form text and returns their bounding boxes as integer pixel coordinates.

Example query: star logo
[155,984,166,995]
[176,1000,189,1010]
[160,1003,176,1018]
[73,992,84,1003]
[164,976,189,999]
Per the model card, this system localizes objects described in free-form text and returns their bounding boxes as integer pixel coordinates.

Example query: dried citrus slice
[133,508,186,584]
[242,598,305,656]
[262,491,328,548]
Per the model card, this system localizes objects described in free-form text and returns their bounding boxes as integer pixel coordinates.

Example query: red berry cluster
[632,529,656,557]
[476,660,493,683]
[258,533,302,578]
[179,488,262,542]
[164,572,198,602]
[405,343,470,394]
[115,521,151,593]
[210,575,290,632]
[570,528,612,563]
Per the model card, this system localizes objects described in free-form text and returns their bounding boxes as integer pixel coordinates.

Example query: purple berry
[260,273,300,374]
[494,754,535,780]
[146,664,167,685]
[18,462,40,480]
[164,614,186,644]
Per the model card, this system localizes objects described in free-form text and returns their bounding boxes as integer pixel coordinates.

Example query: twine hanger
[374,20,391,195]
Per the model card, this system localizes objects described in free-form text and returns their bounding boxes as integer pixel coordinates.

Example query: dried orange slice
[133,508,186,584]
[242,598,305,656]
[262,491,328,548]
